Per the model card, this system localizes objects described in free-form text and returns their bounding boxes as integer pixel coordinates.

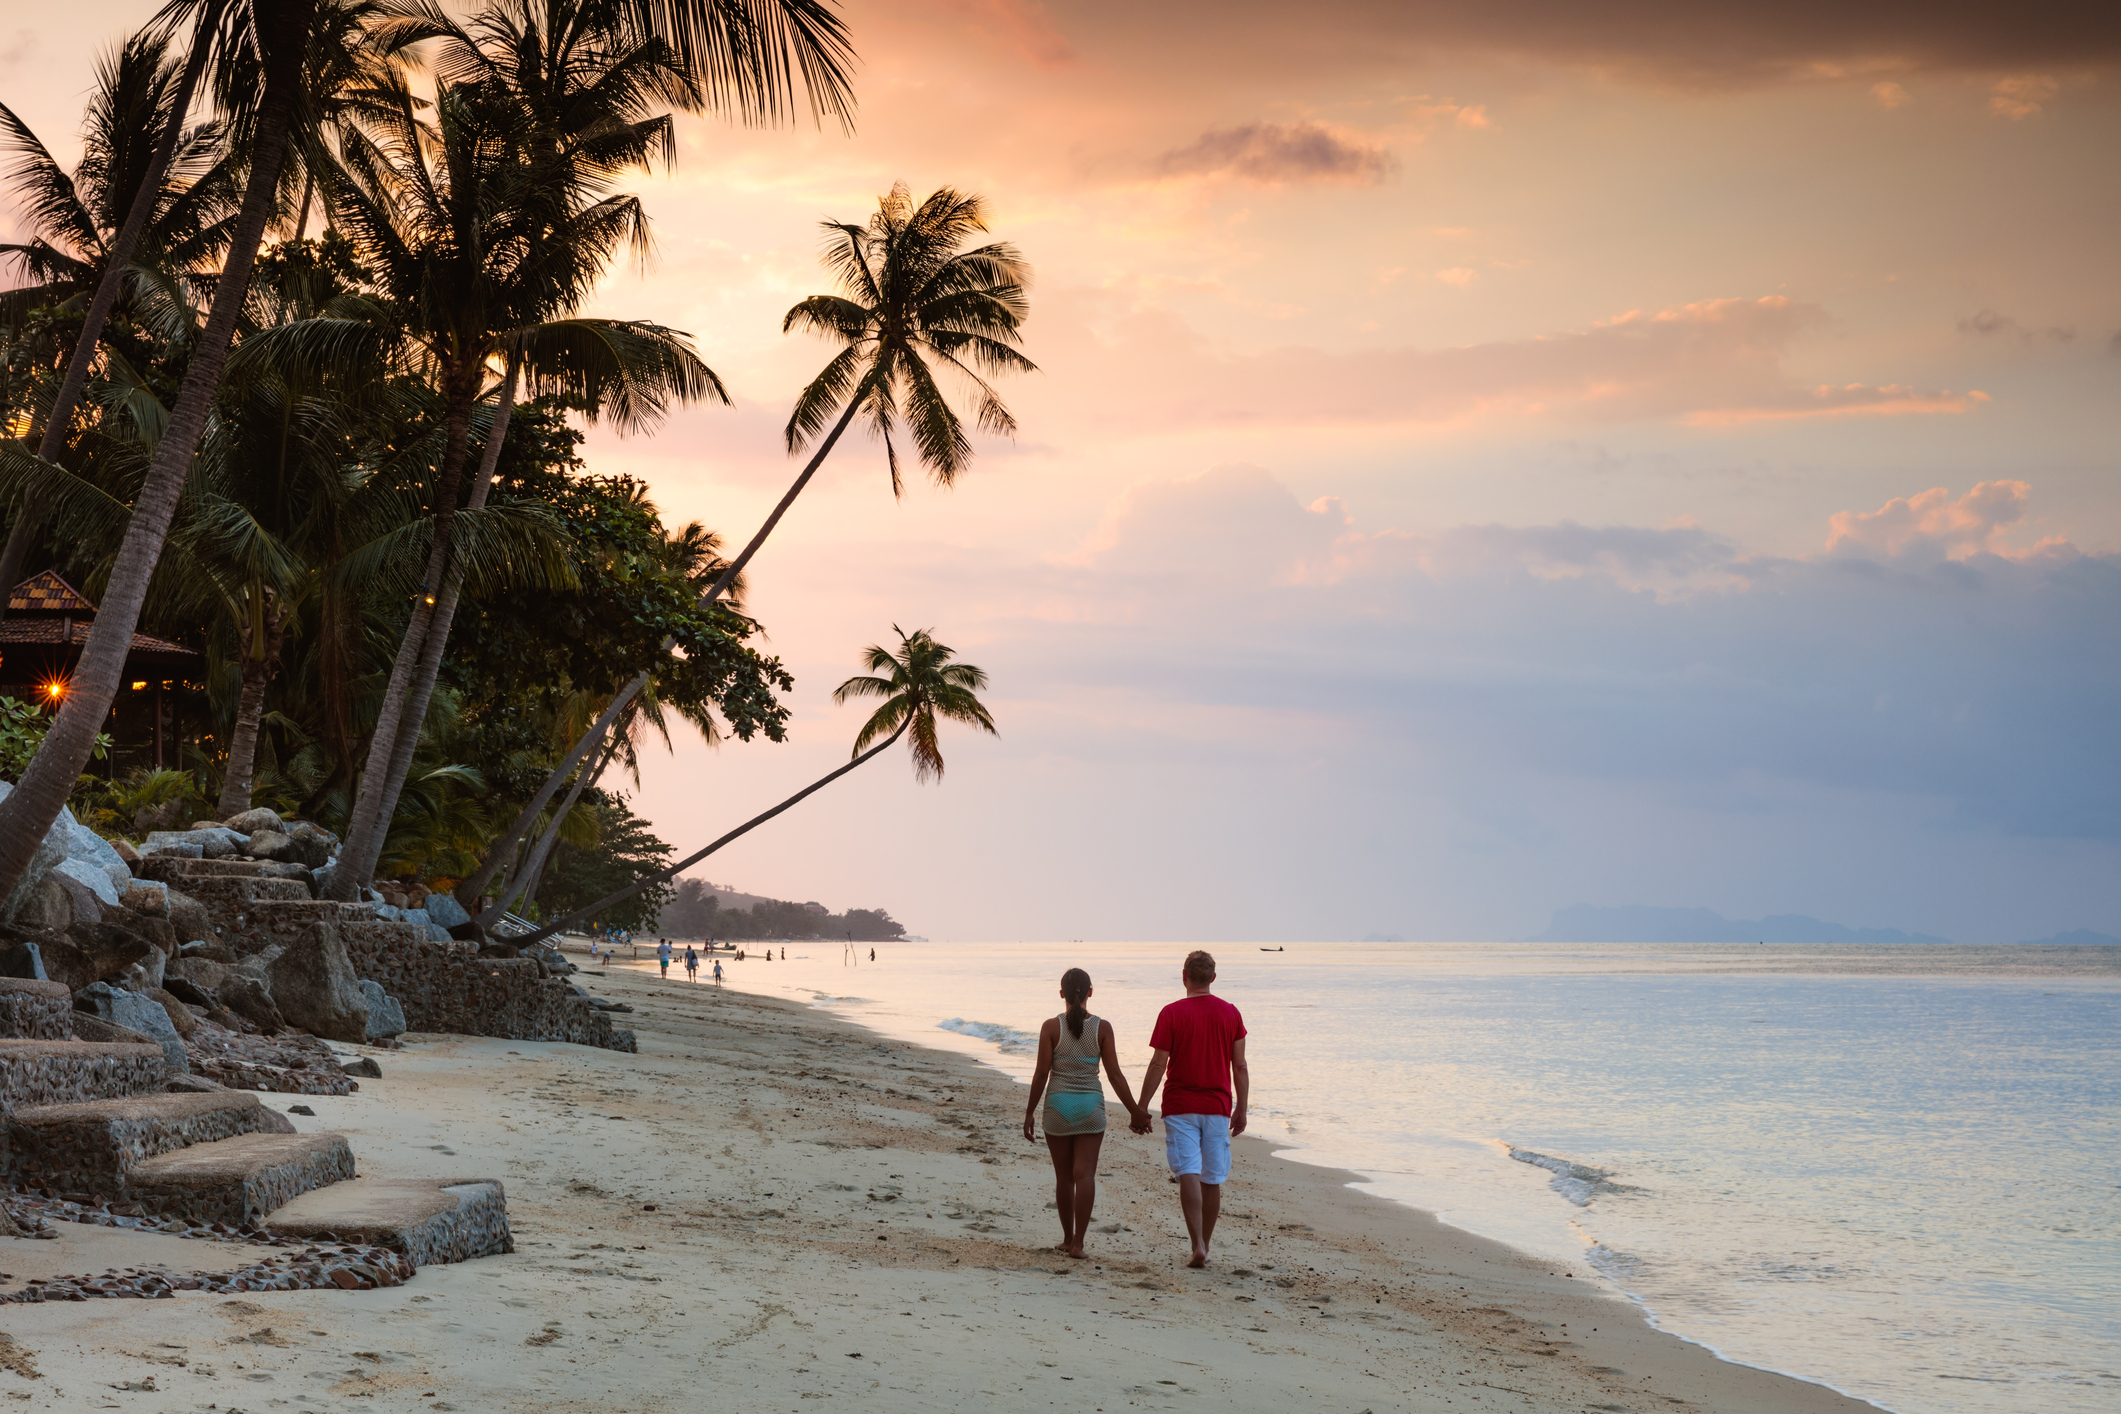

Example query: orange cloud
[1154,121,1393,185]
[1871,80,1911,108]
[1682,384,1987,426]
[1989,74,2059,119]
[1826,480,2074,560]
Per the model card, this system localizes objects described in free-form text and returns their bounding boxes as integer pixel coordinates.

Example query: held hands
[1129,1107,1153,1135]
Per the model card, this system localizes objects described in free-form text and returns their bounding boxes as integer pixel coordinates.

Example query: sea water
[708,941,2120,1414]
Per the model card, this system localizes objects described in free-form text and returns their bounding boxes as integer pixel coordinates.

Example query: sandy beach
[0,961,1880,1413]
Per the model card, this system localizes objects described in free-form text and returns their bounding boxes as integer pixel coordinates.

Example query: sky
[5,2,2118,943]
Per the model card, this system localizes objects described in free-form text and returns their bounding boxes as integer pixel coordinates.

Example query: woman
[1022,968,1147,1258]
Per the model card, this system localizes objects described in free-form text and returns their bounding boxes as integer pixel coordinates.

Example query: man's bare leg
[1178,1174,1211,1267]
[1201,1181,1221,1250]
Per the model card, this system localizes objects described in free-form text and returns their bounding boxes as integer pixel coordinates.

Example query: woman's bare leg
[1045,1135,1077,1250]
[1067,1131,1105,1256]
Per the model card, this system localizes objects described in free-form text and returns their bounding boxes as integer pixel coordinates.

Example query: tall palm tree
[0,0,860,904]
[458,182,1033,921]
[512,625,992,946]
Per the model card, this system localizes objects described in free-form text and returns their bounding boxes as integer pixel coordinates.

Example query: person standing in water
[1023,969,1148,1258]
[657,938,672,979]
[684,945,699,983]
[712,957,724,987]
[1135,950,1248,1269]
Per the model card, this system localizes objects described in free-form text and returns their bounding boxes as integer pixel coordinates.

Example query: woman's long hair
[1060,968,1092,1039]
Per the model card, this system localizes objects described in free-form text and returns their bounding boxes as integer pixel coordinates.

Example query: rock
[289,1104,316,1116]
[122,879,169,917]
[112,837,143,873]
[221,807,286,836]
[73,981,188,1073]
[381,888,408,909]
[164,1073,224,1094]
[51,855,122,909]
[263,923,369,1044]
[426,923,454,943]
[244,829,304,864]
[0,939,49,980]
[371,902,401,922]
[340,1055,382,1079]
[161,974,215,1006]
[142,827,245,859]
[166,888,214,946]
[71,1011,161,1047]
[0,782,65,923]
[150,988,198,1036]
[35,921,152,989]
[359,980,407,1040]
[53,811,133,899]
[284,822,338,869]
[43,869,100,927]
[423,892,472,930]
[118,943,166,994]
[400,907,432,929]
[404,884,429,908]
[216,973,287,1034]
[254,1105,297,1133]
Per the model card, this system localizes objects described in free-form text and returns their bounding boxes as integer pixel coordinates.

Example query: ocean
[707,940,2121,1414]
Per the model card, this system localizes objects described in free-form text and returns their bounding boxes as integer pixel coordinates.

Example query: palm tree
[511,625,993,947]
[0,23,243,596]
[457,182,1033,921]
[0,0,860,905]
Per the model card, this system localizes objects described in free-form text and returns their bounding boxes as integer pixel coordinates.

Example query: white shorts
[1162,1113,1232,1186]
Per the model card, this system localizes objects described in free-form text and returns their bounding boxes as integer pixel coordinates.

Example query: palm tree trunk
[0,18,216,612]
[0,0,321,903]
[511,714,908,949]
[326,361,511,899]
[492,716,622,920]
[214,591,285,819]
[457,388,868,920]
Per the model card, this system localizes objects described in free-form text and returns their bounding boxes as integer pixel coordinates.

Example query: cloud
[1434,267,1478,286]
[1957,309,2077,343]
[1825,481,2074,563]
[1870,80,1911,108]
[1047,293,1982,433]
[1989,74,2060,118]
[1154,121,1393,185]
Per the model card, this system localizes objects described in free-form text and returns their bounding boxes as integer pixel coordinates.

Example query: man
[657,938,672,979]
[1135,950,1248,1268]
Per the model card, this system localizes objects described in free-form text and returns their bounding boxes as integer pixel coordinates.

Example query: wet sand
[0,963,1880,1412]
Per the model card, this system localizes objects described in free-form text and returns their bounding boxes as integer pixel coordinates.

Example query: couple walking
[1020,950,1248,1268]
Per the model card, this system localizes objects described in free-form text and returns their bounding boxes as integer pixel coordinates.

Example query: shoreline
[2,961,1882,1412]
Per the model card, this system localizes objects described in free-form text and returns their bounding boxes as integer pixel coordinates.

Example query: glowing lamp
[45,682,64,700]
[131,681,147,690]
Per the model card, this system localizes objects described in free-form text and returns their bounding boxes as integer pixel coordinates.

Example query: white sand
[0,965,1878,1412]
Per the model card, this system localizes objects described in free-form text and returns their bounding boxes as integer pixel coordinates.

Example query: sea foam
[937,1018,1037,1054]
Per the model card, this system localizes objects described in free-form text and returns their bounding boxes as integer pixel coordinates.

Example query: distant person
[712,958,723,987]
[684,946,699,983]
[1023,968,1148,1259]
[869,947,876,962]
[780,946,786,960]
[1135,950,1248,1269]
[657,938,673,979]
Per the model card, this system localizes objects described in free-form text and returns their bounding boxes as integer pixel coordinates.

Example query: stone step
[0,1039,168,1117]
[4,1089,285,1193]
[139,855,308,881]
[164,873,314,906]
[0,979,73,1041]
[126,1131,355,1226]
[263,1176,512,1267]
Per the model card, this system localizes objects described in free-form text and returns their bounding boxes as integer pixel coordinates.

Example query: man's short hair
[1184,950,1216,985]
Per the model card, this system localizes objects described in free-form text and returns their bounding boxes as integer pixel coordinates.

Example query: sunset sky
[7,3,2117,942]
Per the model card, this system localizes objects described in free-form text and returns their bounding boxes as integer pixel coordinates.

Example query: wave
[1508,1146,1641,1206]
[937,1018,1038,1054]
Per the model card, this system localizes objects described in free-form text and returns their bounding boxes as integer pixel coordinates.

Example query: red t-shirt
[1149,994,1247,1117]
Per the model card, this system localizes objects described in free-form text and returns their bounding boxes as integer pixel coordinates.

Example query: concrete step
[164,873,313,906]
[0,979,73,1042]
[263,1176,512,1267]
[4,1089,283,1193]
[127,1131,355,1226]
[0,1038,168,1117]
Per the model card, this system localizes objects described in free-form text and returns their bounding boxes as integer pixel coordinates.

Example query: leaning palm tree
[457,182,1033,922]
[512,625,993,947]
[0,0,859,905]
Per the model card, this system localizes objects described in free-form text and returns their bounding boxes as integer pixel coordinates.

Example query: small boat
[1259,946,1284,952]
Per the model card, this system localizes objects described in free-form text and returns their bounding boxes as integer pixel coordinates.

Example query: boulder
[245,828,304,863]
[51,854,121,909]
[426,922,454,943]
[161,973,215,1007]
[122,878,169,917]
[150,987,198,1036]
[0,939,48,981]
[43,868,101,927]
[285,821,338,869]
[164,1073,225,1094]
[71,1011,162,1048]
[53,811,133,898]
[142,827,246,859]
[111,837,143,874]
[263,922,369,1043]
[423,891,472,931]
[73,981,188,1073]
[400,907,432,929]
[359,980,407,1040]
[0,782,69,924]
[371,902,402,922]
[35,921,152,990]
[166,887,215,946]
[176,938,232,963]
[216,973,287,1034]
[221,806,286,836]
[341,1055,382,1079]
[253,1104,297,1134]
[118,943,166,994]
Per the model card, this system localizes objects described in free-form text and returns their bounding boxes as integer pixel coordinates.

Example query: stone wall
[341,926,634,1053]
[0,979,72,1041]
[0,1040,165,1118]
